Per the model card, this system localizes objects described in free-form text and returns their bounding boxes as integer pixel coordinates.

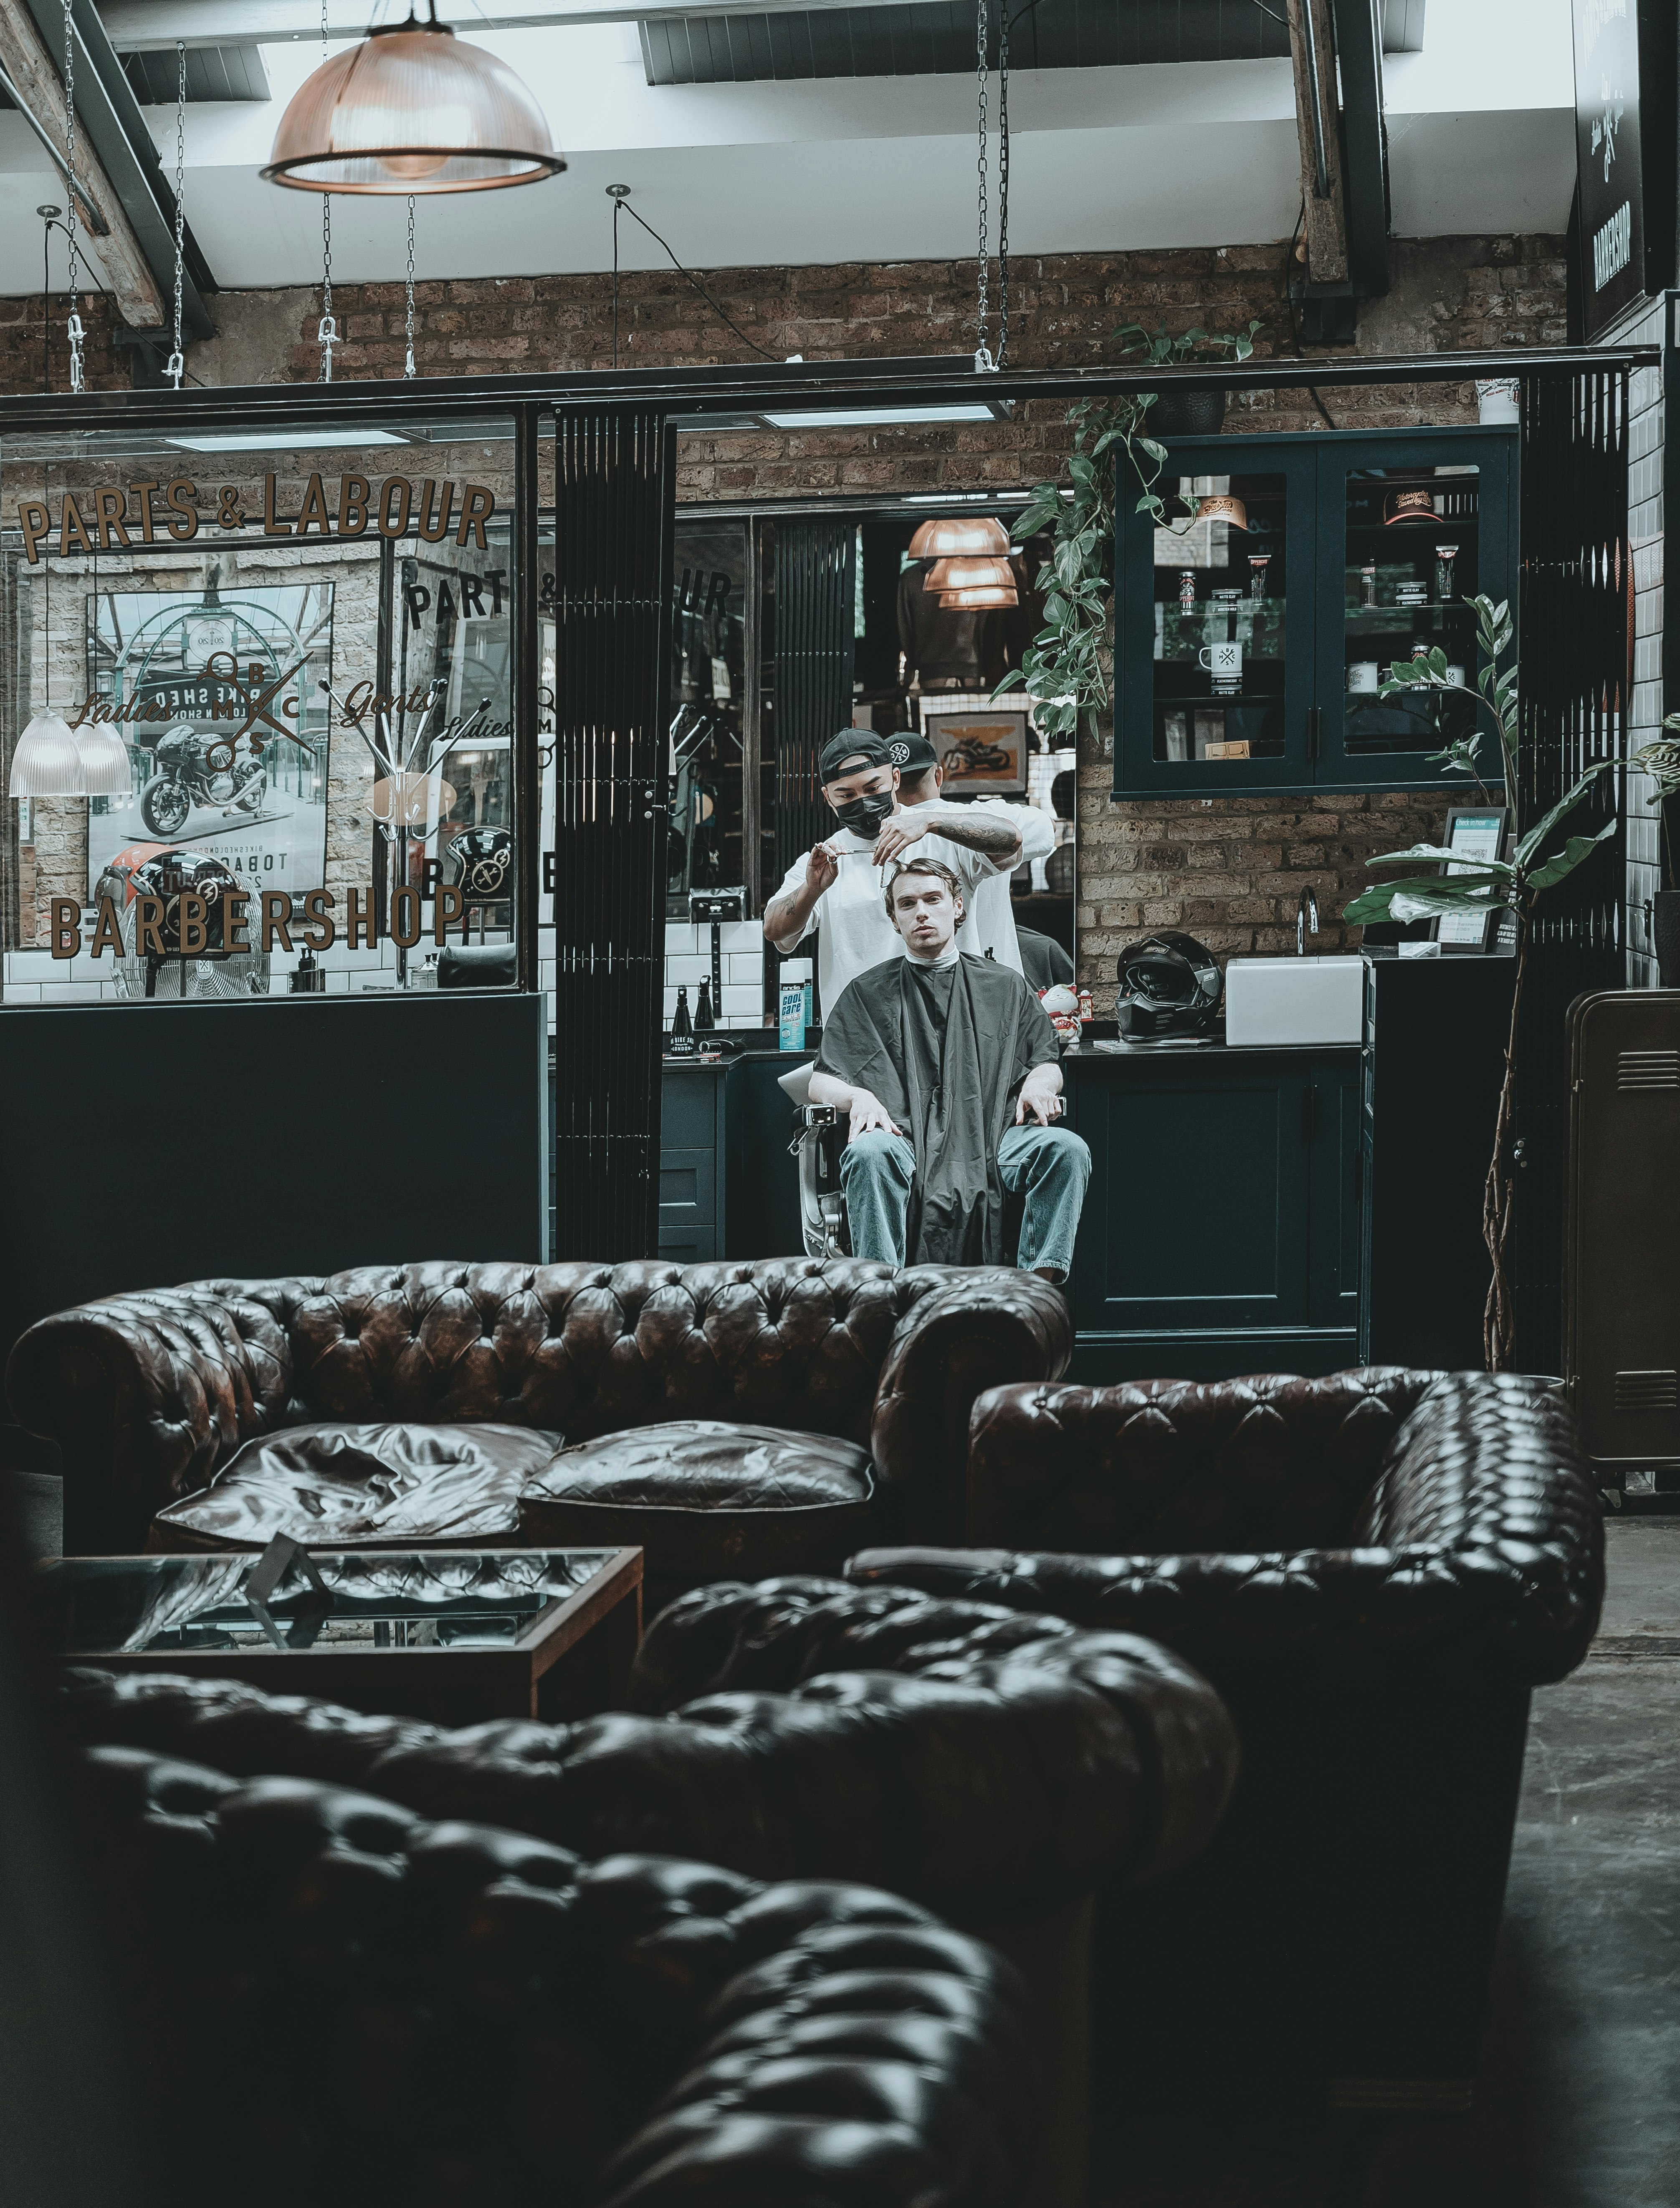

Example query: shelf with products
[1114,427,1516,797]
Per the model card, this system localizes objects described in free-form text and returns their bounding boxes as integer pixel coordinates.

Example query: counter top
[1065,1033,1363,1061]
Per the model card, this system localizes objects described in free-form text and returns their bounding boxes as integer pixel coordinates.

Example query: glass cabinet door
[1316,432,1515,790]
[1116,438,1317,794]
[1114,427,1516,799]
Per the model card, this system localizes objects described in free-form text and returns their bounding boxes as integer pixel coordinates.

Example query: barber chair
[789,1104,851,1257]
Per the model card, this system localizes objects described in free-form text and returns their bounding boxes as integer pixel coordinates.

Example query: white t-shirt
[769,823,1007,1015]
[922,797,1056,968]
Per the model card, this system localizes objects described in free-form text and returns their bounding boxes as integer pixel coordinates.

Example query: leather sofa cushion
[520,1420,875,1580]
[151,1422,565,1551]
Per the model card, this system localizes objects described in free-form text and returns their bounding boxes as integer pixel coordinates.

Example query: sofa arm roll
[872,1269,1071,1543]
[7,1282,296,1553]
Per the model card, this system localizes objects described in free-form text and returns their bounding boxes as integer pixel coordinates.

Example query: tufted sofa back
[965,1366,1440,1556]
[200,1258,940,1441]
[76,1741,1040,2205]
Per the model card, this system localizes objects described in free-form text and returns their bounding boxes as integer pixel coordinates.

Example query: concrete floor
[1097,1517,1680,2208]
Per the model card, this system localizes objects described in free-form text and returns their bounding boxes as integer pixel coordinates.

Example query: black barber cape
[816,951,1059,1265]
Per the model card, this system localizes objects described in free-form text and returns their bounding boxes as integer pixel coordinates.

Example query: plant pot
[1147,388,1227,437]
[1652,889,1680,986]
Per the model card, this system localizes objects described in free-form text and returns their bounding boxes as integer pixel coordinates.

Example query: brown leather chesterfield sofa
[843,1366,1605,2104]
[6,1257,1068,1609]
[62,1587,1239,2208]
[76,1739,1043,2206]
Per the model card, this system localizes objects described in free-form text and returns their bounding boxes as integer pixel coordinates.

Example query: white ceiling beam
[96,0,891,51]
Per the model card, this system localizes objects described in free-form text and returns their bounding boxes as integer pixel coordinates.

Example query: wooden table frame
[44,1547,644,1727]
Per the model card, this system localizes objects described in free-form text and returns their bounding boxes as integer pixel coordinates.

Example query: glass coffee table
[32,1545,643,1726]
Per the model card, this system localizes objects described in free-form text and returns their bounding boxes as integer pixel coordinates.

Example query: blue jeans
[840,1123,1091,1279]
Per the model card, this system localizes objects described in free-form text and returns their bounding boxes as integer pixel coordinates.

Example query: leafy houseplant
[1000,319,1260,744]
[1341,596,1618,1371]
[1627,719,1680,983]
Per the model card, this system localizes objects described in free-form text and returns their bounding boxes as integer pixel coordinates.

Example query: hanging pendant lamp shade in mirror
[263,7,564,194]
[8,712,84,797]
[908,515,1012,559]
[924,554,1016,594]
[938,585,1019,610]
[73,722,134,797]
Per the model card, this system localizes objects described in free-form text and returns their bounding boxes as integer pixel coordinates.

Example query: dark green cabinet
[1063,1047,1361,1382]
[1114,425,1517,798]
[659,1065,729,1262]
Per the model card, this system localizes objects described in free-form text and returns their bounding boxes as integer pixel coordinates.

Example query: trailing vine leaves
[997,319,1261,740]
[1340,593,1619,1370]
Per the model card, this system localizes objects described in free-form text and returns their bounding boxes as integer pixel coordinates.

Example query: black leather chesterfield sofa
[6,1258,1068,1607]
[76,1739,1042,2206]
[843,1366,1606,2104]
[62,1588,1239,2208]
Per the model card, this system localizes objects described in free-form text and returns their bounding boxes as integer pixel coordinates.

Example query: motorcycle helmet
[443,826,513,904]
[126,848,239,952]
[1115,930,1223,1039]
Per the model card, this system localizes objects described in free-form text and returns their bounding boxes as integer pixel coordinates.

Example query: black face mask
[834,790,895,836]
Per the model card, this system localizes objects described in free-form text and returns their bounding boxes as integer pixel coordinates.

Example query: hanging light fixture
[908,515,1012,560]
[938,585,1019,610]
[73,721,134,797]
[263,3,564,196]
[925,554,1016,595]
[9,712,83,798]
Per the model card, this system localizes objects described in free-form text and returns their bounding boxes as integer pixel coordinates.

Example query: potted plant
[1113,318,1263,436]
[1341,598,1619,1371]
[998,318,1261,743]
[1626,721,1680,984]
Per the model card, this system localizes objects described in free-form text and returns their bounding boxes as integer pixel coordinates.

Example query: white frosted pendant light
[263,4,564,195]
[74,720,134,796]
[9,712,84,798]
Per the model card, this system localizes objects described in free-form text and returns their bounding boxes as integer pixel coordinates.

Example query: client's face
[891,876,959,957]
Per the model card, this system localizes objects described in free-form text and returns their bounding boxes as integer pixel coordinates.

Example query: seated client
[810,857,1091,1280]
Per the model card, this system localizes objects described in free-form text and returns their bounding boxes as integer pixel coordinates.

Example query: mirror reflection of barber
[763,729,1024,1015]
[887,729,1055,976]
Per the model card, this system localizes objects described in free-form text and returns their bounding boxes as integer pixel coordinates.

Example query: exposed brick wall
[1075,780,1448,1010]
[0,291,124,395]
[263,235,1567,500]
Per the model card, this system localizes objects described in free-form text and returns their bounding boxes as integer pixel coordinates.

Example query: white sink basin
[1224,956,1365,1048]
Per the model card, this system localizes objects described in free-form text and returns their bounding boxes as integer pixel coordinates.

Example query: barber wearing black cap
[763,730,1021,1015]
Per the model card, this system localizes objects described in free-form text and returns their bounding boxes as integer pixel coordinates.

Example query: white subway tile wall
[664,917,766,1031]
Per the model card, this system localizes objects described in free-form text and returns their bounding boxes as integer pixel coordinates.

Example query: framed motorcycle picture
[83,584,335,904]
[918,699,1031,795]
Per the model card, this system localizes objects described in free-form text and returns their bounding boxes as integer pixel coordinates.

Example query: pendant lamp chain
[404,194,417,377]
[61,0,83,393]
[973,0,1010,374]
[316,0,337,380]
[974,0,989,372]
[166,41,186,388]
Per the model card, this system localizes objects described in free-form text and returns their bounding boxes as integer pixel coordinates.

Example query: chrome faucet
[1296,884,1320,956]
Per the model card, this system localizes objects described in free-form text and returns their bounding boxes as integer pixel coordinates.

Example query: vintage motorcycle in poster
[139,722,268,838]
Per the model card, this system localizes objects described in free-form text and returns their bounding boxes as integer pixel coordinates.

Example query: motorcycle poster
[84,585,334,902]
[917,702,1031,795]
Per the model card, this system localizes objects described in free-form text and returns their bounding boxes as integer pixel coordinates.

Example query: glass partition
[1,411,524,1005]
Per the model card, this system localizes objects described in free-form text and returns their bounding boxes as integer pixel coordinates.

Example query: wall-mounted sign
[1571,0,1647,339]
[83,586,333,901]
[16,474,496,564]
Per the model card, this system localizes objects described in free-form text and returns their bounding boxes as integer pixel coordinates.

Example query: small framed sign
[1432,804,1512,953]
[919,702,1031,795]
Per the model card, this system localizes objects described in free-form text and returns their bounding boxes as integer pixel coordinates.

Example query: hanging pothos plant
[999,319,1260,740]
[1341,597,1619,1371]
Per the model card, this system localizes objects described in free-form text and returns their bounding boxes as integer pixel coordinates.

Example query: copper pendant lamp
[908,515,1012,560]
[924,554,1015,593]
[938,585,1020,610]
[264,4,564,195]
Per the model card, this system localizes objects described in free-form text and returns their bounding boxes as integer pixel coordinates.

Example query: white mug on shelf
[1346,661,1380,693]
[1199,641,1242,696]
